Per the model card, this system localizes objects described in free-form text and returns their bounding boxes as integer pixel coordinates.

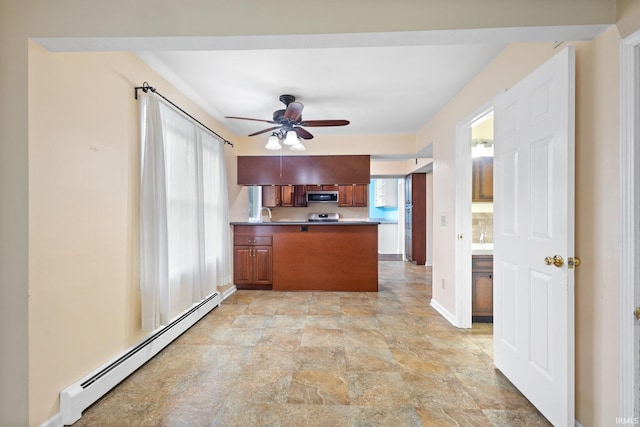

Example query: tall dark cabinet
[405,173,426,265]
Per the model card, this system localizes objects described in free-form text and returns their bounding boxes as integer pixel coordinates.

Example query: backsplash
[472,212,493,243]
[268,205,369,222]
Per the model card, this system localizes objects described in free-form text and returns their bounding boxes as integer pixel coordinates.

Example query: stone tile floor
[74,261,550,427]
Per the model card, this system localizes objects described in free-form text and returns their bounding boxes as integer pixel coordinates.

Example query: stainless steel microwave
[306,191,339,203]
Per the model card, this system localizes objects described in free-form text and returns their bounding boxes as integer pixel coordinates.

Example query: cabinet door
[262,186,281,207]
[293,185,307,207]
[233,246,253,285]
[404,173,426,265]
[321,185,338,191]
[472,272,493,317]
[478,157,493,201]
[472,157,493,201]
[338,185,353,206]
[280,185,295,207]
[253,246,273,285]
[352,184,368,207]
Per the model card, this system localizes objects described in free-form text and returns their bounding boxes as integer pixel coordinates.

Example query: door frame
[454,101,495,329]
[619,28,640,420]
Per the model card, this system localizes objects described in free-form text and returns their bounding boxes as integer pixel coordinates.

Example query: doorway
[470,112,494,324]
[454,103,495,329]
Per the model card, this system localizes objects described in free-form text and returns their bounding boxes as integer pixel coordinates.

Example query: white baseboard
[430,298,460,327]
[39,412,63,427]
[59,292,220,425]
[221,284,237,301]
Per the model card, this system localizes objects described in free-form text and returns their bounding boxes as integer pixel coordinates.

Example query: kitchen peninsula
[231,221,379,292]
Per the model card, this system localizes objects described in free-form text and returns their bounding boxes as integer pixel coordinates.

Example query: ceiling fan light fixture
[283,130,299,146]
[265,134,281,150]
[290,141,306,151]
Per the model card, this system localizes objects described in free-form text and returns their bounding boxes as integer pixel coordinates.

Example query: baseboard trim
[221,284,237,300]
[39,412,63,427]
[430,298,461,327]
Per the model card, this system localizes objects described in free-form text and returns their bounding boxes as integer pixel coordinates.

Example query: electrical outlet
[441,215,446,226]
[441,279,445,289]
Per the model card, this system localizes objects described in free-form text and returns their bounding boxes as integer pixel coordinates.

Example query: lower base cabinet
[232,224,378,292]
[472,255,493,322]
[233,235,273,290]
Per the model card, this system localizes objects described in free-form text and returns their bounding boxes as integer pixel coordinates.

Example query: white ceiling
[129,25,608,146]
[37,25,608,151]
[137,44,506,138]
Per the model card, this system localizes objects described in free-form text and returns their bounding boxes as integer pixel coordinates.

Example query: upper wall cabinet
[338,184,368,207]
[262,185,307,207]
[374,178,398,207]
[472,157,493,202]
[237,155,371,186]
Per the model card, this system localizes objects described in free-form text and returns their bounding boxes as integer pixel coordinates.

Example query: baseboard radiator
[59,292,221,425]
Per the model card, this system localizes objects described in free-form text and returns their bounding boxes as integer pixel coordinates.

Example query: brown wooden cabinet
[338,184,368,207]
[307,185,338,191]
[280,185,295,207]
[233,224,378,292]
[233,235,273,290]
[472,157,493,202]
[405,173,426,265]
[262,186,281,208]
[472,255,493,322]
[263,185,307,207]
[293,185,307,207]
[238,155,370,186]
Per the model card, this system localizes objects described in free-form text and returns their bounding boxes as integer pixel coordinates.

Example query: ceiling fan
[225,94,350,140]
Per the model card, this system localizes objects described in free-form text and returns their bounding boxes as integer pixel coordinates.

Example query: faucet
[259,207,272,222]
[479,230,486,245]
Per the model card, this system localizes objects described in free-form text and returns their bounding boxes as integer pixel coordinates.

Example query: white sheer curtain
[140,93,231,332]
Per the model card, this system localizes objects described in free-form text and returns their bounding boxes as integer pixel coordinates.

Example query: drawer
[234,235,272,246]
[472,255,493,271]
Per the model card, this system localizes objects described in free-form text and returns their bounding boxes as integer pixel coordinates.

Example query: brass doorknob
[544,255,564,267]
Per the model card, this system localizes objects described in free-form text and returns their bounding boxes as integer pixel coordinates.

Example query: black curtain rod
[134,82,234,147]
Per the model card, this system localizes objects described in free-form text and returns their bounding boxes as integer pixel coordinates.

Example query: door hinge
[635,307,640,320]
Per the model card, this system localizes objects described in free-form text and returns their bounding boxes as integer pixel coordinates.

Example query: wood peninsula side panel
[233,224,378,292]
[237,155,371,185]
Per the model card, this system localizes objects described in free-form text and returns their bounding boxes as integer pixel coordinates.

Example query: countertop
[231,220,380,226]
[472,243,493,256]
[370,218,398,224]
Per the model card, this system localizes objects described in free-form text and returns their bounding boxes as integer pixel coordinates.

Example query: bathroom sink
[472,243,493,255]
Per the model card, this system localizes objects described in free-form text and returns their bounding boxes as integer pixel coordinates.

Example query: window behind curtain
[140,93,231,331]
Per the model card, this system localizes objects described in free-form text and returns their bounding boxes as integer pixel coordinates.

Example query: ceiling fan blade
[300,119,350,127]
[225,116,276,124]
[293,127,314,140]
[283,102,304,121]
[247,126,281,137]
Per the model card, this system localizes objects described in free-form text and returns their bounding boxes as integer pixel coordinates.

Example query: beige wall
[26,43,237,424]
[419,28,624,426]
[574,26,621,426]
[0,1,626,426]
[418,42,564,314]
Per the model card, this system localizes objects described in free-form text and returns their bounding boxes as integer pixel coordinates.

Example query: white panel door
[493,47,575,426]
